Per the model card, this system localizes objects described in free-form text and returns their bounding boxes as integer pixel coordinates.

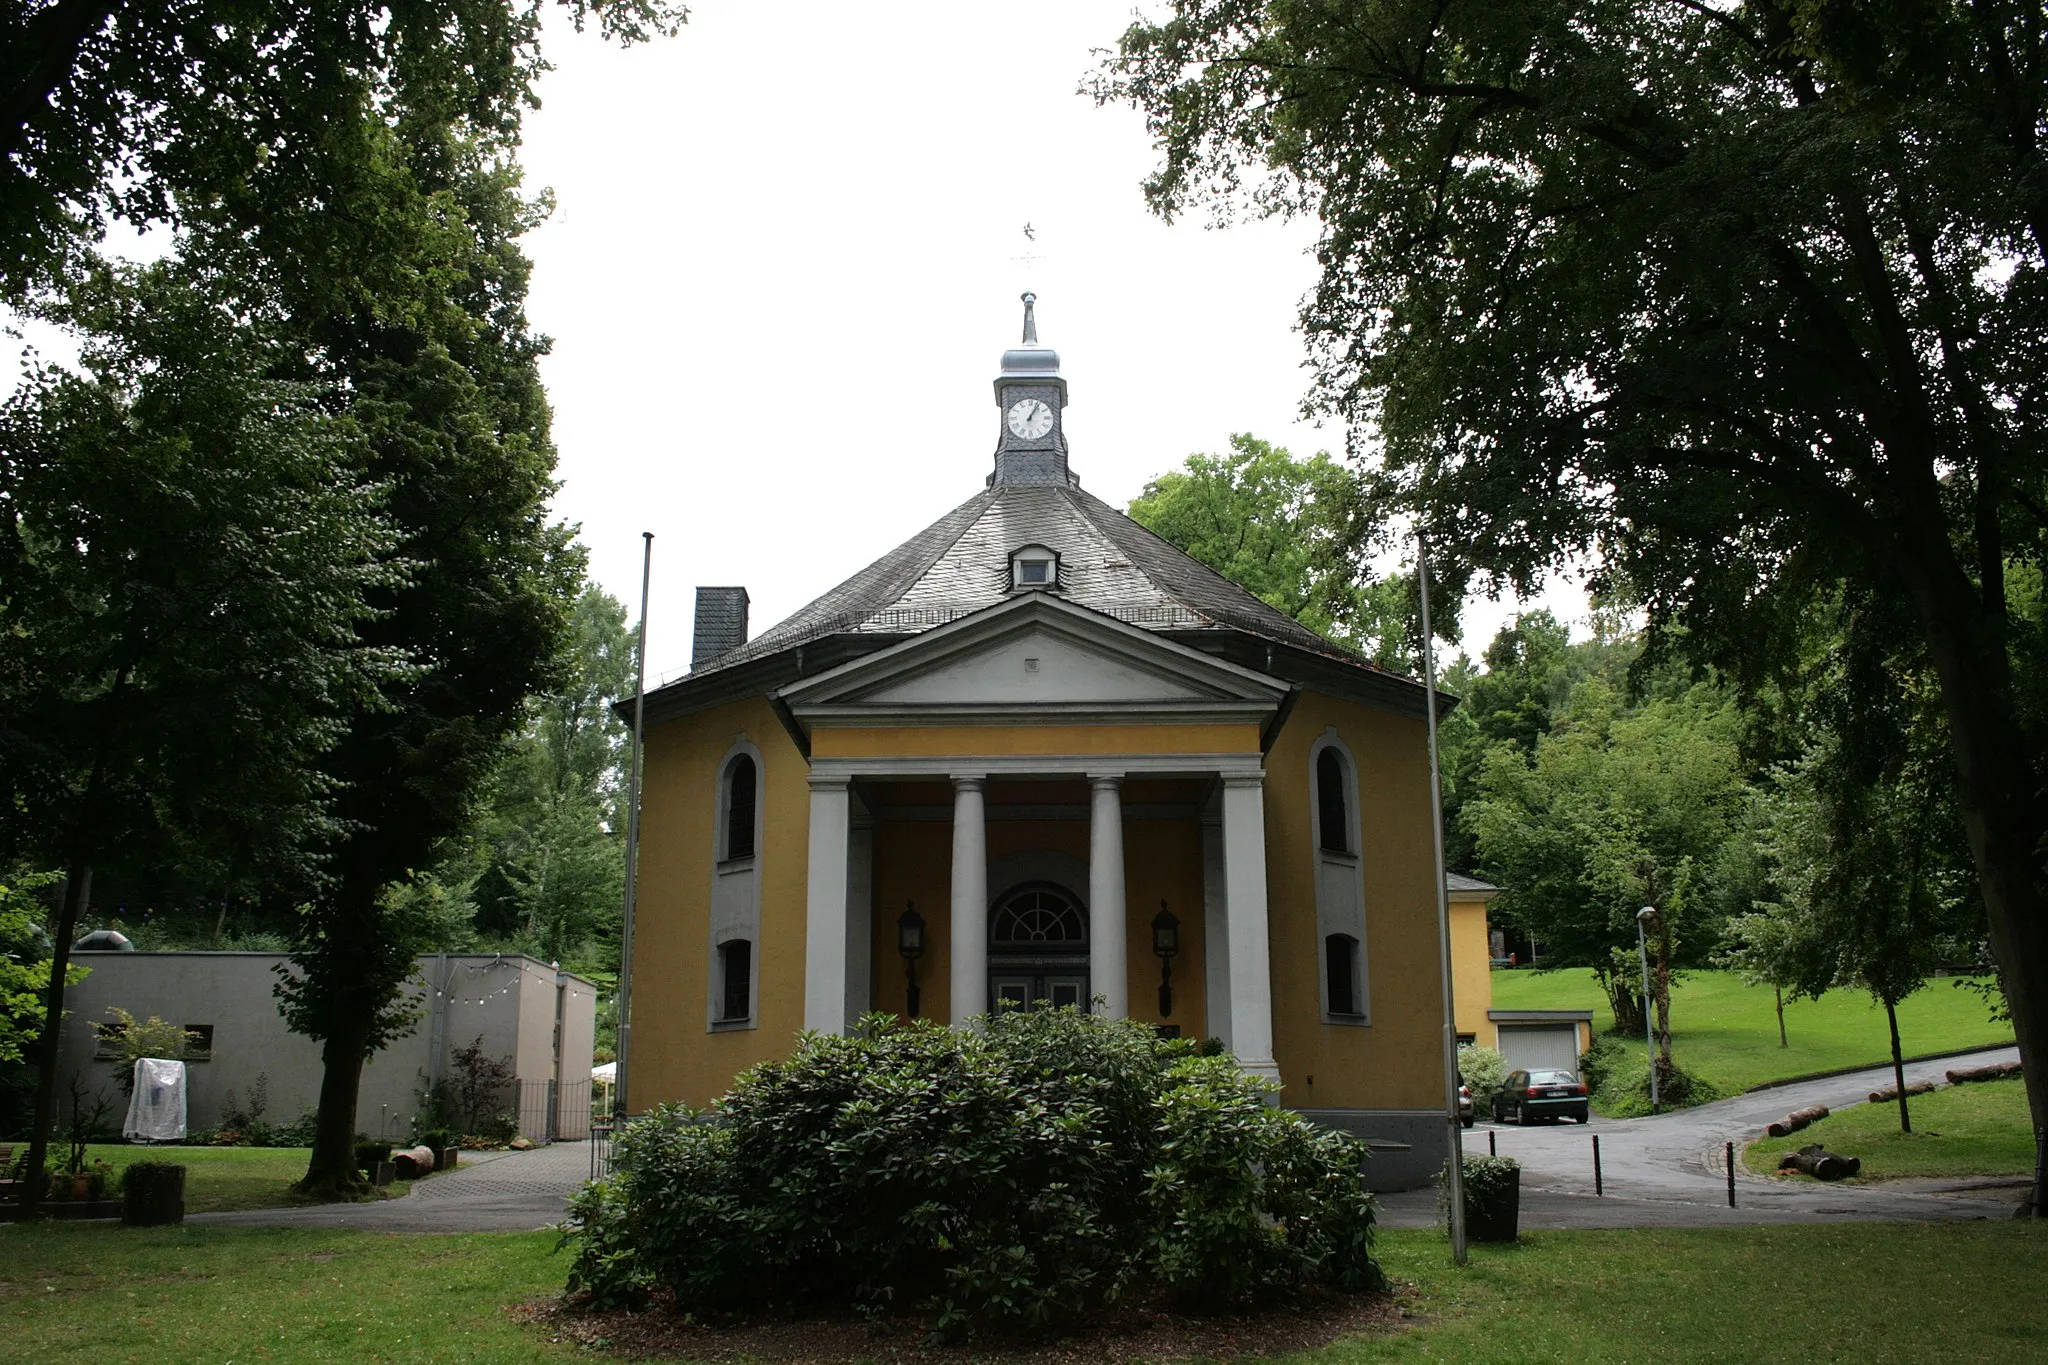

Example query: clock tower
[991,292,1072,486]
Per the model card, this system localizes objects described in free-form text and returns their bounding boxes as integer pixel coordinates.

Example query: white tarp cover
[123,1057,188,1142]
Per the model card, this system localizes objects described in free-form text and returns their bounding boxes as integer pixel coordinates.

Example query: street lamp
[1151,902,1180,1017]
[898,903,926,1019]
[1636,905,1660,1112]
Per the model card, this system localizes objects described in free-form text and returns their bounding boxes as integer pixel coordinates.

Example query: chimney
[692,586,750,670]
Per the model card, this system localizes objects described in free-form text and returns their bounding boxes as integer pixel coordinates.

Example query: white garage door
[1497,1024,1580,1074]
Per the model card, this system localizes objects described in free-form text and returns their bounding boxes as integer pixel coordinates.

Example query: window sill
[1316,849,1362,866]
[1321,1012,1371,1028]
[715,856,756,874]
[708,1017,757,1033]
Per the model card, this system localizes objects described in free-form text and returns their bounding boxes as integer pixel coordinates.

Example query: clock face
[1006,397,1055,441]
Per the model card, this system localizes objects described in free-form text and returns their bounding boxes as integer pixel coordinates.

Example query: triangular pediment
[777,594,1286,719]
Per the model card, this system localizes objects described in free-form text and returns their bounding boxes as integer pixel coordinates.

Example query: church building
[627,298,1454,1188]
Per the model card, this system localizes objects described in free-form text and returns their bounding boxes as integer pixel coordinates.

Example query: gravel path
[1376,1044,2029,1230]
[191,1140,599,1233]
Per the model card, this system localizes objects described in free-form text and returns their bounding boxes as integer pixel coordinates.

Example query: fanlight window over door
[991,884,1087,947]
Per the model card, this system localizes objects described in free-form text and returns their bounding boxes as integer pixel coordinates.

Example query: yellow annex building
[627,299,1459,1187]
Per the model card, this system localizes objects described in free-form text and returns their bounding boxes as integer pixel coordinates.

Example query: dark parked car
[1492,1068,1590,1124]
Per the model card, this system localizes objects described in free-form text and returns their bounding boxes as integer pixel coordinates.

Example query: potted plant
[121,1163,187,1226]
[1456,1154,1523,1243]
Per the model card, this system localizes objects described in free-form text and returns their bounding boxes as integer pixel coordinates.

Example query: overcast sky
[3,2,1586,687]
[522,1,1588,685]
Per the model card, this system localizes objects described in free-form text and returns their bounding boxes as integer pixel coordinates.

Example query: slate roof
[1446,873,1500,895]
[691,481,1380,678]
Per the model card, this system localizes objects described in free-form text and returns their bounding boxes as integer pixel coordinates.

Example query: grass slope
[5,1221,2047,1363]
[1349,1223,2048,1363]
[1746,1077,2036,1181]
[1487,968,2010,1093]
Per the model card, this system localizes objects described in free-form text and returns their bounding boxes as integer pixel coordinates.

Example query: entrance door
[989,882,1089,1012]
[992,972,1088,1013]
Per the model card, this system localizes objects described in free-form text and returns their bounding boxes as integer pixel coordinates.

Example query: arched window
[991,884,1087,946]
[1317,748,1349,854]
[708,736,763,1031]
[1310,731,1369,1025]
[723,754,757,861]
[1325,934,1360,1016]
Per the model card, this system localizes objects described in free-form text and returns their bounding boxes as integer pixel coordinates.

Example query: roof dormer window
[1009,544,1060,591]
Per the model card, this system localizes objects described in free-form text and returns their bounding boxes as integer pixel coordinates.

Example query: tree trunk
[1776,985,1788,1048]
[1885,996,1911,1134]
[19,858,90,1216]
[1778,1144,1861,1180]
[1599,966,1644,1037]
[1653,922,1674,1079]
[296,1015,373,1199]
[1897,540,2046,1215]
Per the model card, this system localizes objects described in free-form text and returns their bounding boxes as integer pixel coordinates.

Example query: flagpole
[1417,531,1468,1266]
[615,531,653,1122]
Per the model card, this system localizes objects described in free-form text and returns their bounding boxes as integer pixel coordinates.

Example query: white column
[804,777,851,1034]
[1221,773,1279,1082]
[1089,774,1128,1017]
[949,775,988,1023]
[1200,801,1231,1048]
[845,812,874,1030]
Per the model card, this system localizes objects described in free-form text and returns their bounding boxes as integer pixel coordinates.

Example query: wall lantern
[898,902,926,1018]
[1151,901,1180,1018]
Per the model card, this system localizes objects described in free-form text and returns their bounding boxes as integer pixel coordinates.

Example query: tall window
[723,754,757,860]
[1317,748,1349,853]
[718,939,752,1020]
[1325,934,1360,1016]
[1311,733,1369,1025]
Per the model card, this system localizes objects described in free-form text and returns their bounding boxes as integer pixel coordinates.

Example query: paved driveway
[1377,1045,2027,1229]
[193,1140,599,1233]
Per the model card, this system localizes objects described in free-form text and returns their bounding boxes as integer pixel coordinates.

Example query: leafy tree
[1129,434,1414,666]
[0,873,72,1071]
[1464,669,1753,1068]
[261,116,586,1198]
[1101,0,2048,1207]
[0,0,684,296]
[469,585,634,966]
[0,254,402,1207]
[94,1008,200,1094]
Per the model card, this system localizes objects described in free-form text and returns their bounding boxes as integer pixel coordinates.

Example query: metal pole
[614,532,654,1122]
[1488,1129,1497,1157]
[1726,1141,1736,1207]
[1593,1134,1603,1196]
[1417,533,1467,1266]
[1637,910,1660,1113]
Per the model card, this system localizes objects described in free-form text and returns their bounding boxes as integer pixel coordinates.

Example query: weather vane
[1013,221,1045,282]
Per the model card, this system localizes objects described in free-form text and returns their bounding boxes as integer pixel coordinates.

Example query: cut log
[1764,1104,1830,1138]
[1777,1144,1861,1180]
[1868,1079,1936,1104]
[1947,1060,2022,1084]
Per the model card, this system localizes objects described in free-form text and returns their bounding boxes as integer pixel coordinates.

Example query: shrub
[355,1140,393,1174]
[1589,1047,1723,1117]
[450,1035,515,1132]
[1441,1155,1521,1242]
[1578,1035,1625,1093]
[96,1009,200,1093]
[420,1127,457,1152]
[562,1010,1385,1336]
[1456,1044,1507,1101]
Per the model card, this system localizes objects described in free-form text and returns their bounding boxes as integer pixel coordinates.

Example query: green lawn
[86,1145,318,1214]
[1488,967,2011,1094]
[4,1220,2046,1362]
[1746,1076,2036,1181]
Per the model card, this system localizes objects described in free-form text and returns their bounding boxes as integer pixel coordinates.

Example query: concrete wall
[58,952,597,1140]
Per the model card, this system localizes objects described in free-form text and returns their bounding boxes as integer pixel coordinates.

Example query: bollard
[1726,1141,1737,1208]
[1488,1129,1497,1157]
[1593,1133,1603,1197]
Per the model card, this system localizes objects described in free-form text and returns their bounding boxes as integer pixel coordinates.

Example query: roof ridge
[1060,485,1357,657]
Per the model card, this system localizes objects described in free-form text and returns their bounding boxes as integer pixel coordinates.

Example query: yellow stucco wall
[631,693,1440,1114]
[1262,690,1445,1111]
[1449,897,1496,1047]
[629,696,812,1107]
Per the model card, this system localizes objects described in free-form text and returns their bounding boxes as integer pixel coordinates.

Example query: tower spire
[1021,291,1038,345]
